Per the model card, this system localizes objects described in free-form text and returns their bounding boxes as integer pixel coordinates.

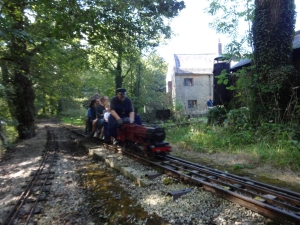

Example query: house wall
[171,66,177,107]
[174,73,213,115]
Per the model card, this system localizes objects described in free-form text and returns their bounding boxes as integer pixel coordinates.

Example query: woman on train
[94,96,109,138]
[86,99,97,136]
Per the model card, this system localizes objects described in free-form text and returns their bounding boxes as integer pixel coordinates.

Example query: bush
[227,107,251,130]
[207,105,227,125]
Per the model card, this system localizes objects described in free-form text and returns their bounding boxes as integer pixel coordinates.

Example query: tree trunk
[136,63,141,98]
[253,0,294,69]
[115,50,123,89]
[3,0,36,139]
[13,68,36,139]
[0,123,8,148]
[0,60,16,118]
[252,0,296,120]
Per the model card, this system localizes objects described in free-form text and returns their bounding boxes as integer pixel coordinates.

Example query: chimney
[218,38,222,55]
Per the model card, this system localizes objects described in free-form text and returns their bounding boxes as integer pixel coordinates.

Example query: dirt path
[0,120,94,224]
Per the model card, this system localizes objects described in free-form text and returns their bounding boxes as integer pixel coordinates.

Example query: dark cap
[116,88,126,95]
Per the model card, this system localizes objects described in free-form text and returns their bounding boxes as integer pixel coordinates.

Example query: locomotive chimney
[218,38,222,55]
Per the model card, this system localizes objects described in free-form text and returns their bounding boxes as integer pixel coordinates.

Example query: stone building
[167,53,216,115]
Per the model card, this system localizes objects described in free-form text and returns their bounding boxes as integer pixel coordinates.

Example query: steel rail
[161,157,300,215]
[24,131,58,225]
[2,129,57,225]
[164,156,300,209]
[166,155,300,200]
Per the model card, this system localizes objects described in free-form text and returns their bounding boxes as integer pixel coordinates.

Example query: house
[167,53,216,115]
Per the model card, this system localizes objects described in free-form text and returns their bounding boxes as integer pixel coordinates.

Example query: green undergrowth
[60,117,85,126]
[58,107,87,126]
[165,123,300,172]
[0,124,18,151]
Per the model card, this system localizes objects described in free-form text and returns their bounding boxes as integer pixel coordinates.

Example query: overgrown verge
[0,121,18,152]
[165,116,300,172]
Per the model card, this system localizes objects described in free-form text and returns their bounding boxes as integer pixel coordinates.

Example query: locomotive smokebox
[213,56,231,106]
[146,127,166,143]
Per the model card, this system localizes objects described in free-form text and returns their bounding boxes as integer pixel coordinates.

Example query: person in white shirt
[104,103,111,122]
[102,103,111,140]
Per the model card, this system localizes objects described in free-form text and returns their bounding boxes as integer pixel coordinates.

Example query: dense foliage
[201,0,300,170]
[165,120,300,171]
[207,0,299,123]
[0,0,185,140]
[206,0,255,60]
[252,0,298,122]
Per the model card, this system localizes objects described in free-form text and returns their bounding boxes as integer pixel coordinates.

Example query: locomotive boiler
[115,123,172,157]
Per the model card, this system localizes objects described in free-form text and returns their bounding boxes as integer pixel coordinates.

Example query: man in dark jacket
[108,88,141,143]
[207,96,213,109]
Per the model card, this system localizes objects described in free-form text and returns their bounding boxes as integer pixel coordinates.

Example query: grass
[0,124,18,152]
[60,117,86,126]
[165,122,300,171]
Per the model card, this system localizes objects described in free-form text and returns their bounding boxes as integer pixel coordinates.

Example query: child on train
[101,103,111,140]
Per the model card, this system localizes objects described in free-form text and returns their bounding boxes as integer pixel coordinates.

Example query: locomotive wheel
[125,141,144,157]
[144,147,156,158]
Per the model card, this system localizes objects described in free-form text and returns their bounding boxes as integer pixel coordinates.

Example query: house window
[184,78,193,86]
[188,100,197,108]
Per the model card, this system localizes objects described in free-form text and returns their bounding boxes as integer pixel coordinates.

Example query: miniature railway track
[2,129,59,225]
[162,155,300,225]
[122,151,300,224]
[69,126,300,224]
[68,127,86,137]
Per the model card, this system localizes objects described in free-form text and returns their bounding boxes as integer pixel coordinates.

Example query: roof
[230,58,252,71]
[230,30,300,71]
[174,54,215,74]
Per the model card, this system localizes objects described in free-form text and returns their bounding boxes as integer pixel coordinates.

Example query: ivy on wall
[251,0,298,121]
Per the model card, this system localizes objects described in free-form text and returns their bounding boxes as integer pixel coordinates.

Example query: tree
[0,0,185,139]
[86,0,185,89]
[1,1,37,139]
[206,0,298,122]
[252,0,297,121]
[128,52,169,109]
[32,41,88,114]
[205,0,255,60]
[0,0,86,139]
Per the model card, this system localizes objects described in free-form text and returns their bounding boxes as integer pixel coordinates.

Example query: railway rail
[69,126,300,224]
[160,155,300,224]
[2,128,59,225]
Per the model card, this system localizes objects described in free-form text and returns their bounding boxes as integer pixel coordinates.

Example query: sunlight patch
[18,156,40,167]
[143,194,166,206]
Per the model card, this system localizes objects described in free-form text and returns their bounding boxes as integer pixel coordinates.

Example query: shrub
[207,105,227,125]
[227,107,251,130]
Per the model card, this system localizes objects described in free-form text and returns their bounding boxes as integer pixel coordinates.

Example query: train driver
[108,88,141,143]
